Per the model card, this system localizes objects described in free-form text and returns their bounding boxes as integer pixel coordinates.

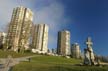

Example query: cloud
[0,0,70,49]
[33,2,67,49]
[34,2,64,30]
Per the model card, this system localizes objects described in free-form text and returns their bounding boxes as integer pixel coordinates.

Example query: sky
[0,0,108,56]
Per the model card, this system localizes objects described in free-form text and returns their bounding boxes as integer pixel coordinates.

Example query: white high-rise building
[57,30,70,56]
[32,24,49,53]
[71,43,81,59]
[7,6,33,52]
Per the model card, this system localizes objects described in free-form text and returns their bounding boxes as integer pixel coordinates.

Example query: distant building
[32,24,49,53]
[71,43,81,59]
[0,32,7,49]
[52,48,56,54]
[7,6,33,52]
[57,30,70,56]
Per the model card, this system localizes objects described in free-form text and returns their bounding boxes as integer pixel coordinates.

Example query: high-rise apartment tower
[71,43,81,58]
[32,24,48,53]
[7,6,33,52]
[57,30,70,56]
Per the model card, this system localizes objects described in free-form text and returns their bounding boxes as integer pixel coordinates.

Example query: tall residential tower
[32,24,49,53]
[71,43,81,59]
[7,6,33,52]
[57,30,70,56]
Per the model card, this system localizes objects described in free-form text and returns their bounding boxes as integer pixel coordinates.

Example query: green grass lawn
[12,55,108,71]
[0,50,35,58]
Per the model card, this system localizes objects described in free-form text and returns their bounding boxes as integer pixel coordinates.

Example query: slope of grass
[31,55,82,64]
[12,62,108,71]
[0,50,34,58]
[12,55,82,71]
[0,50,108,71]
[12,55,108,71]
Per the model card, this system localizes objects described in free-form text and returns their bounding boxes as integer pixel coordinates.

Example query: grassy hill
[12,55,108,71]
[0,50,34,58]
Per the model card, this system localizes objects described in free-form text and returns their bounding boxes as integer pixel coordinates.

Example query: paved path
[0,55,38,71]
